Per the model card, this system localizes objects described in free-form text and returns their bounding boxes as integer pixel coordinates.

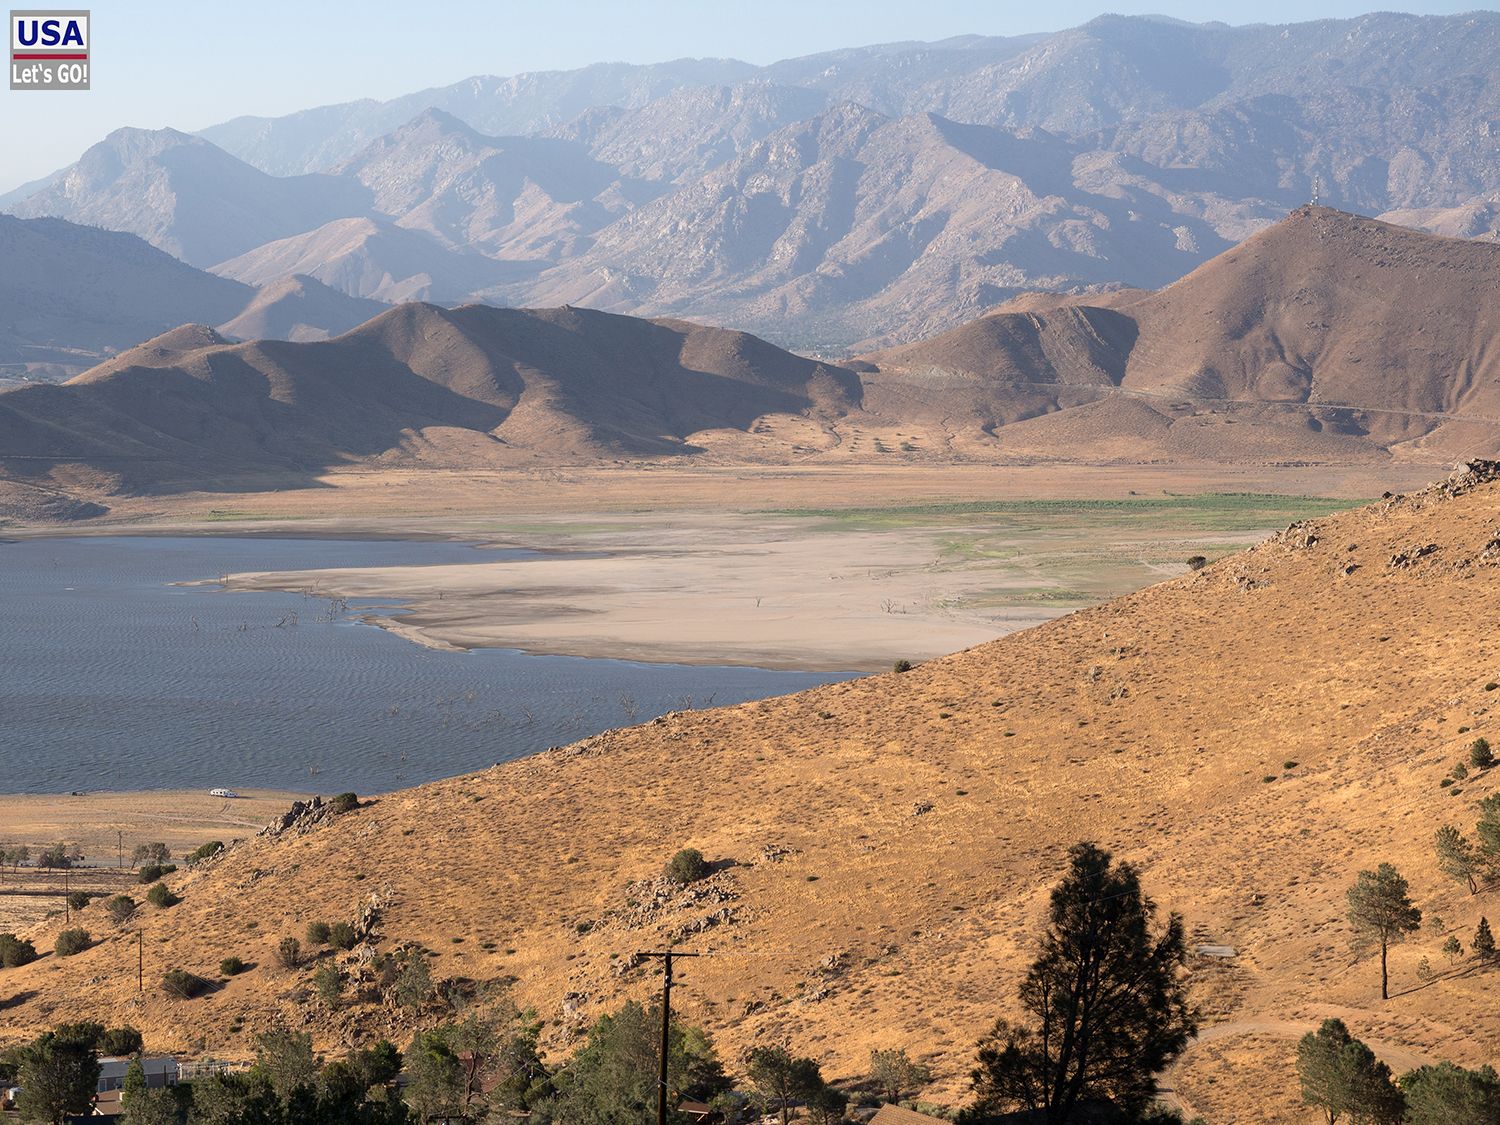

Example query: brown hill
[217,275,388,343]
[0,303,860,495]
[860,207,1500,461]
[6,465,1500,1123]
[0,215,253,377]
[210,217,531,303]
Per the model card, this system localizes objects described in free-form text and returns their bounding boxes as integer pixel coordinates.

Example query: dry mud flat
[217,499,1346,671]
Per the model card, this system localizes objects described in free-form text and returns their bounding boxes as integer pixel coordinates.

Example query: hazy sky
[0,1,1490,192]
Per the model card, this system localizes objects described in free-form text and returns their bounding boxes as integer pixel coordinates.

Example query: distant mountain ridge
[6,12,1500,351]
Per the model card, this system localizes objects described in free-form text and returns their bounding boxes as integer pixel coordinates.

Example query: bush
[161,969,208,999]
[219,956,247,976]
[666,847,709,885]
[66,890,91,912]
[1186,555,1208,570]
[330,792,360,814]
[305,920,331,945]
[187,841,224,863]
[55,929,90,957]
[314,963,343,1008]
[892,659,913,673]
[276,936,301,969]
[1453,761,1470,781]
[98,1027,143,1056]
[0,932,38,968]
[137,863,177,884]
[329,921,358,951]
[1472,738,1495,769]
[145,882,178,909]
[103,895,136,924]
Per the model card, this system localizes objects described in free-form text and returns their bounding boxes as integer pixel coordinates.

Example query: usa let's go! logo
[10,9,89,90]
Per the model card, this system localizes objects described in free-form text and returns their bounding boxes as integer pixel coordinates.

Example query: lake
[0,536,851,794]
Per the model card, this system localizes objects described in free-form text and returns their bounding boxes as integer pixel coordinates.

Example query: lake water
[0,536,851,794]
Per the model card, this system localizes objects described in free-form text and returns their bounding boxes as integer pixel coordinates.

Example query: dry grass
[3,468,1499,1124]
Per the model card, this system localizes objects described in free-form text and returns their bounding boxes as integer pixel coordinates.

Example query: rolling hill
[210,216,532,304]
[0,215,254,380]
[0,302,860,496]
[858,206,1500,462]
[3,207,1500,517]
[5,463,1500,1125]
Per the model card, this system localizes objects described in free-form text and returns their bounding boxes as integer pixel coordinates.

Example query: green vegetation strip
[767,492,1362,531]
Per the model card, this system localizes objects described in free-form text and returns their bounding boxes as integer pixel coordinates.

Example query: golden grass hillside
[7,466,1500,1120]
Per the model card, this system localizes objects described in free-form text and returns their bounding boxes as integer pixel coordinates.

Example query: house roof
[870,1105,948,1125]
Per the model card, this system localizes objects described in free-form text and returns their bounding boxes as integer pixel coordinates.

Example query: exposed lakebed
[0,536,850,794]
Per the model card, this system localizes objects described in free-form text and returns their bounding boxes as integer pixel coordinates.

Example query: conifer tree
[1346,864,1422,1000]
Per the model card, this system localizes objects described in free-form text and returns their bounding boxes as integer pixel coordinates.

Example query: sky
[0,0,1490,192]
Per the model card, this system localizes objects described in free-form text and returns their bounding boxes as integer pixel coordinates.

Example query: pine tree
[968,843,1197,1123]
[1434,825,1480,894]
[1346,864,1422,1000]
[1296,1019,1404,1125]
[1474,916,1496,961]
[1443,934,1463,963]
[1477,794,1500,880]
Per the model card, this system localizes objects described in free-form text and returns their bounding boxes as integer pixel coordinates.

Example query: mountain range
[6,13,1500,351]
[3,207,1498,519]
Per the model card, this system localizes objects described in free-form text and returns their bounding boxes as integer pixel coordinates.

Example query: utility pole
[637,950,699,1125]
[137,931,143,991]
[117,831,123,870]
[63,869,69,924]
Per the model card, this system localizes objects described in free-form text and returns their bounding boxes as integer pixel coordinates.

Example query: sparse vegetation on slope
[6,464,1500,1124]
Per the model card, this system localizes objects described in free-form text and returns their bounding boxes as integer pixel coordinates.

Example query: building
[96,1056,178,1092]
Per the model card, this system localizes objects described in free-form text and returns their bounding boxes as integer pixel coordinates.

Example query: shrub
[666,847,709,885]
[1472,738,1495,769]
[220,956,247,976]
[103,895,136,924]
[187,841,224,863]
[1453,761,1470,781]
[136,863,177,884]
[0,932,38,968]
[99,1027,143,1056]
[145,882,178,909]
[161,969,208,999]
[892,659,913,673]
[391,952,431,1009]
[1186,555,1208,570]
[305,921,331,945]
[276,936,301,969]
[65,890,91,912]
[1486,682,1498,692]
[329,921,358,951]
[313,964,343,1009]
[330,792,360,814]
[1440,777,1455,788]
[55,929,90,957]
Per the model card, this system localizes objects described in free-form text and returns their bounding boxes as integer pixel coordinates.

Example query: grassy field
[773,493,1363,611]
